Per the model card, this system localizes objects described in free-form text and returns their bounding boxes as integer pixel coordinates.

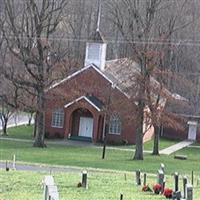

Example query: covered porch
[64,95,105,143]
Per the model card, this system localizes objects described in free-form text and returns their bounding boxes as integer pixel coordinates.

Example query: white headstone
[48,185,59,200]
[43,176,59,200]
[12,154,16,170]
[186,184,193,200]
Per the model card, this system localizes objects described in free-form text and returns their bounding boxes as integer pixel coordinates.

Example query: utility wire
[2,34,200,47]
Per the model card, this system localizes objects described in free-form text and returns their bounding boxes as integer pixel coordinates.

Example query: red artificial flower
[142,185,152,192]
[163,188,173,198]
[153,184,162,194]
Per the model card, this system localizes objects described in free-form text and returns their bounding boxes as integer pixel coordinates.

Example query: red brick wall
[45,67,139,144]
[162,127,187,140]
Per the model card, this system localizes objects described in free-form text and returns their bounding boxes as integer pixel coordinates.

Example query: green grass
[191,142,200,146]
[0,125,33,140]
[0,125,200,176]
[143,138,179,151]
[1,125,179,152]
[104,137,179,152]
[1,126,200,199]
[1,170,200,200]
[0,139,200,176]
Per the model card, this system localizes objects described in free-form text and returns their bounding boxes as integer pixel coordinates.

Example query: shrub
[55,132,64,139]
[45,132,50,139]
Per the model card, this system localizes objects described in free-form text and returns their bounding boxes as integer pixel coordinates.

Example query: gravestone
[197,177,200,186]
[124,173,127,181]
[82,171,88,189]
[172,191,181,200]
[183,176,188,199]
[157,170,164,185]
[48,185,59,200]
[135,170,141,186]
[5,160,9,171]
[12,154,16,170]
[161,179,165,194]
[186,184,193,200]
[143,173,147,186]
[43,176,59,200]
[160,163,165,173]
[174,172,179,192]
[191,171,194,185]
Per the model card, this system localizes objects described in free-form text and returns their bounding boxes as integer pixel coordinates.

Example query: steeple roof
[89,30,106,43]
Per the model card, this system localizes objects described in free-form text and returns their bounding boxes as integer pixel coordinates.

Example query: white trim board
[64,96,101,112]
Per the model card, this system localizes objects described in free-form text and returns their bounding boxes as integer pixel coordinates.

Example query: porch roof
[64,95,104,112]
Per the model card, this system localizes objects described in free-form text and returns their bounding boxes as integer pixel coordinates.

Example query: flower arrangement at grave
[142,185,152,192]
[163,188,173,199]
[77,182,82,187]
[153,184,162,194]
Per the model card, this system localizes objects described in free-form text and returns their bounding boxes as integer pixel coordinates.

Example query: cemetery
[1,0,200,199]
[1,126,200,199]
[0,164,200,200]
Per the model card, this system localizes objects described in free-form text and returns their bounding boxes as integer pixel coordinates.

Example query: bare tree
[2,0,69,147]
[0,77,19,135]
[106,0,192,159]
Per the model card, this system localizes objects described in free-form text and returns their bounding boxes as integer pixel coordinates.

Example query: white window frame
[51,108,64,128]
[109,114,122,135]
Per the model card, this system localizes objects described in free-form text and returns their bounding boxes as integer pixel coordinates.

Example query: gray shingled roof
[104,58,140,95]
[104,58,171,99]
[86,95,104,110]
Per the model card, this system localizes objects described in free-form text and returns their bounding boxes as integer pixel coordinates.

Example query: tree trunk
[33,89,46,148]
[28,112,34,126]
[2,118,8,136]
[133,101,144,160]
[152,126,160,155]
[33,112,37,137]
[102,123,109,159]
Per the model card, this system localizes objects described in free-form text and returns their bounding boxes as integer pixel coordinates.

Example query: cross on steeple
[96,0,102,32]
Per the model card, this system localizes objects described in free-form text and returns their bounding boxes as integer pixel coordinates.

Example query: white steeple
[84,0,107,71]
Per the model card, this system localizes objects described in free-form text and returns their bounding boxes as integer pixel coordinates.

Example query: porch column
[64,110,71,138]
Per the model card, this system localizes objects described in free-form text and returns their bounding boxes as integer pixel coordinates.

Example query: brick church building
[44,31,155,144]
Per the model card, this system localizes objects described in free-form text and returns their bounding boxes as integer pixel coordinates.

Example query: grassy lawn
[1,125,179,152]
[1,126,200,200]
[1,170,200,200]
[108,138,178,151]
[0,125,33,140]
[0,139,200,176]
[0,125,200,176]
[144,138,179,151]
[191,141,200,146]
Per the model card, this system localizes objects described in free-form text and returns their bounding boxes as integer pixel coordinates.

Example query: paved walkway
[0,161,82,173]
[160,140,193,155]
[0,161,134,174]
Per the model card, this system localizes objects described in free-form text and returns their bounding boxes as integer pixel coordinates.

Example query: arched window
[109,114,122,135]
[51,108,64,128]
